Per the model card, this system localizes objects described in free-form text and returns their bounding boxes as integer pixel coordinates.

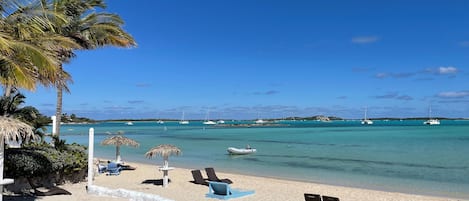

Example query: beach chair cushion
[106,162,121,175]
[206,181,254,200]
[322,195,340,201]
[304,193,321,201]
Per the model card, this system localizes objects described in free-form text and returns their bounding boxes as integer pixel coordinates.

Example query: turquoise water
[59,120,469,199]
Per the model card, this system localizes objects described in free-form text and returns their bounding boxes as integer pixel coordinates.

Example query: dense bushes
[5,143,88,183]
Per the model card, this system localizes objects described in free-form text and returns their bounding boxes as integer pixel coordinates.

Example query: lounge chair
[97,164,107,174]
[322,195,340,201]
[106,162,121,176]
[304,193,321,201]
[191,170,209,186]
[205,167,233,184]
[206,181,254,200]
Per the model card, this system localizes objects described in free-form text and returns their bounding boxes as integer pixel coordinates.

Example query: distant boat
[227,147,257,155]
[217,120,225,124]
[125,121,133,126]
[203,110,216,125]
[361,107,373,125]
[156,120,164,124]
[424,106,440,125]
[179,111,189,125]
[255,119,266,124]
[203,120,217,125]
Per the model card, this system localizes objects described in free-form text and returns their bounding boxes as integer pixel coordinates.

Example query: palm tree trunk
[55,88,62,138]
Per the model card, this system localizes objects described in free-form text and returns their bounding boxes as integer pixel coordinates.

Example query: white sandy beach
[5,160,467,201]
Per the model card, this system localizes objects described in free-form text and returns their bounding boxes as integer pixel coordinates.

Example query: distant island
[100,115,468,122]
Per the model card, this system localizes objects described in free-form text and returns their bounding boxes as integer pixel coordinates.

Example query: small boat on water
[227,147,257,155]
[125,121,133,126]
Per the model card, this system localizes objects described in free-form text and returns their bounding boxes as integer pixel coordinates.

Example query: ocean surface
[57,120,469,199]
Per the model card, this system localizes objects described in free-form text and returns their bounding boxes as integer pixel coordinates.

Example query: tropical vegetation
[0,0,135,192]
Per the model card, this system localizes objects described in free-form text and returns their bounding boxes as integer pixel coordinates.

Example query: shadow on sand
[141,179,171,186]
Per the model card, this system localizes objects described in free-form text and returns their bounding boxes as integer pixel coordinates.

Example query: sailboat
[179,111,189,125]
[424,106,440,125]
[361,107,373,125]
[203,111,216,125]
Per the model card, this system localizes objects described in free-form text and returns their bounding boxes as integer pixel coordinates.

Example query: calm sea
[58,120,469,199]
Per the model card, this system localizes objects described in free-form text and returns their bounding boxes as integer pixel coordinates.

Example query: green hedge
[5,143,88,179]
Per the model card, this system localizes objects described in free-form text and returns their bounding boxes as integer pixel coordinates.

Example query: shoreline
[16,160,465,201]
[104,157,469,200]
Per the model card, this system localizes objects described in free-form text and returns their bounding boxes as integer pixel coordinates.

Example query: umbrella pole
[162,158,168,187]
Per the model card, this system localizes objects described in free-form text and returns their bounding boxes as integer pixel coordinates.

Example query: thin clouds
[375,66,459,79]
[436,91,469,99]
[374,72,416,79]
[425,66,458,75]
[351,36,379,44]
[459,41,469,47]
[373,92,413,101]
[136,83,152,88]
[41,103,55,107]
[128,100,144,104]
[252,90,279,95]
[337,96,347,99]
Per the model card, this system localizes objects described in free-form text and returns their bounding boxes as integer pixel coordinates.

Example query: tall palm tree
[0,0,75,104]
[48,0,136,137]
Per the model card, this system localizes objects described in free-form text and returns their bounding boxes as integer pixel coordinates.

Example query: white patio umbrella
[145,144,181,187]
[0,116,35,201]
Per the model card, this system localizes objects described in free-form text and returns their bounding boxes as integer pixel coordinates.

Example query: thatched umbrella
[0,116,35,201]
[145,144,181,187]
[101,131,139,163]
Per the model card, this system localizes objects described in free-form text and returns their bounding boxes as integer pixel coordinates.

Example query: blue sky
[23,0,469,120]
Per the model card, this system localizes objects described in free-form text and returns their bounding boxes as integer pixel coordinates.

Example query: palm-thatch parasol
[101,131,139,163]
[145,144,181,187]
[0,116,35,201]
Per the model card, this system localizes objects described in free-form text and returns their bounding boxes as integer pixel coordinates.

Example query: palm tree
[0,89,49,143]
[0,1,75,97]
[145,144,182,187]
[47,0,136,137]
[101,131,139,163]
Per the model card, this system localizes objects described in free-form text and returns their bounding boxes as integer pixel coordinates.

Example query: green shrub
[5,143,88,180]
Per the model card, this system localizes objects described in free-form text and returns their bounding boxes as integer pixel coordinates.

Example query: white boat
[424,106,440,125]
[424,119,440,125]
[125,121,133,126]
[361,107,373,125]
[217,120,225,124]
[203,120,216,125]
[203,110,216,125]
[156,120,164,124]
[179,111,189,125]
[255,119,266,124]
[227,147,257,155]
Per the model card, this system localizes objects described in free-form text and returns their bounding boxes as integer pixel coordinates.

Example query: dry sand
[6,161,467,201]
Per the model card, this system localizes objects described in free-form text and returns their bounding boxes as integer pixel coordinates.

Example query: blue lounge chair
[106,162,121,176]
[206,181,254,200]
[97,164,107,174]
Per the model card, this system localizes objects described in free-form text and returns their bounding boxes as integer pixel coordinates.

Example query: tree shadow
[4,195,37,201]
[141,179,171,186]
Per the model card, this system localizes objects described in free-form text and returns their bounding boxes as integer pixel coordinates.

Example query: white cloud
[437,66,458,74]
[459,41,469,47]
[351,36,379,44]
[437,91,469,98]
